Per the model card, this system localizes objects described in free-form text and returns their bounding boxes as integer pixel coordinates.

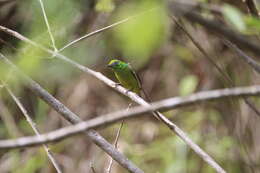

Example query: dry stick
[106,121,124,173]
[223,39,260,74]
[106,104,131,173]
[4,84,62,173]
[0,26,226,173]
[1,85,260,148]
[0,54,143,173]
[37,0,57,51]
[170,16,260,117]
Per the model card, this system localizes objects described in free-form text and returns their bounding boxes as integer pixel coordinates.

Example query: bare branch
[0,85,259,149]
[0,25,226,173]
[106,121,124,173]
[223,39,260,74]
[0,53,144,173]
[4,84,62,173]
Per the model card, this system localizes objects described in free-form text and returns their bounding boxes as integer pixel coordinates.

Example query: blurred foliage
[0,0,260,173]
[112,0,168,66]
[223,4,246,32]
[179,75,199,96]
[95,0,115,12]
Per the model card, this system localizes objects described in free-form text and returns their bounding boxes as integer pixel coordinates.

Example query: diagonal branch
[0,84,259,148]
[0,53,144,173]
[223,39,260,74]
[4,83,62,173]
[0,25,226,173]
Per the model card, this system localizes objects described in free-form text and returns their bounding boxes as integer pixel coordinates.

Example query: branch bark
[4,84,62,173]
[0,84,259,148]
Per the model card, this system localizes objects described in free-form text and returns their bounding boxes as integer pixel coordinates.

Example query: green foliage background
[0,0,260,172]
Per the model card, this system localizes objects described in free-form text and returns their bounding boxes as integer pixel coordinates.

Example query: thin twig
[0,84,259,148]
[106,121,124,173]
[106,104,130,173]
[58,18,130,53]
[0,53,144,173]
[0,26,226,173]
[37,0,57,51]
[222,39,260,74]
[57,8,157,53]
[4,83,62,173]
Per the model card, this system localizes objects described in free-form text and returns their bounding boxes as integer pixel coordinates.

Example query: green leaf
[223,4,246,32]
[179,75,198,96]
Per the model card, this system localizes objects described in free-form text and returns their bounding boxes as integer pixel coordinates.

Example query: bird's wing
[128,63,142,89]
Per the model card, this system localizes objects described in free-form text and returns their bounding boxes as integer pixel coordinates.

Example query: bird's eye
[113,61,119,66]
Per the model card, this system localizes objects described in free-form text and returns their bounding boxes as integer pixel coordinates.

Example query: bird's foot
[125,89,132,95]
[114,83,121,88]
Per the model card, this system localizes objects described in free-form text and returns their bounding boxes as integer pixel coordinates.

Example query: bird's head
[107,59,126,70]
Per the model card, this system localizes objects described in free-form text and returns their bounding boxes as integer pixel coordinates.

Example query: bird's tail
[140,88,152,102]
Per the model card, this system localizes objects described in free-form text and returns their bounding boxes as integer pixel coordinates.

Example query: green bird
[107,59,142,95]
[108,59,161,120]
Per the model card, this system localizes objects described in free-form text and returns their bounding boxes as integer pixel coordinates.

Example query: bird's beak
[107,64,113,68]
